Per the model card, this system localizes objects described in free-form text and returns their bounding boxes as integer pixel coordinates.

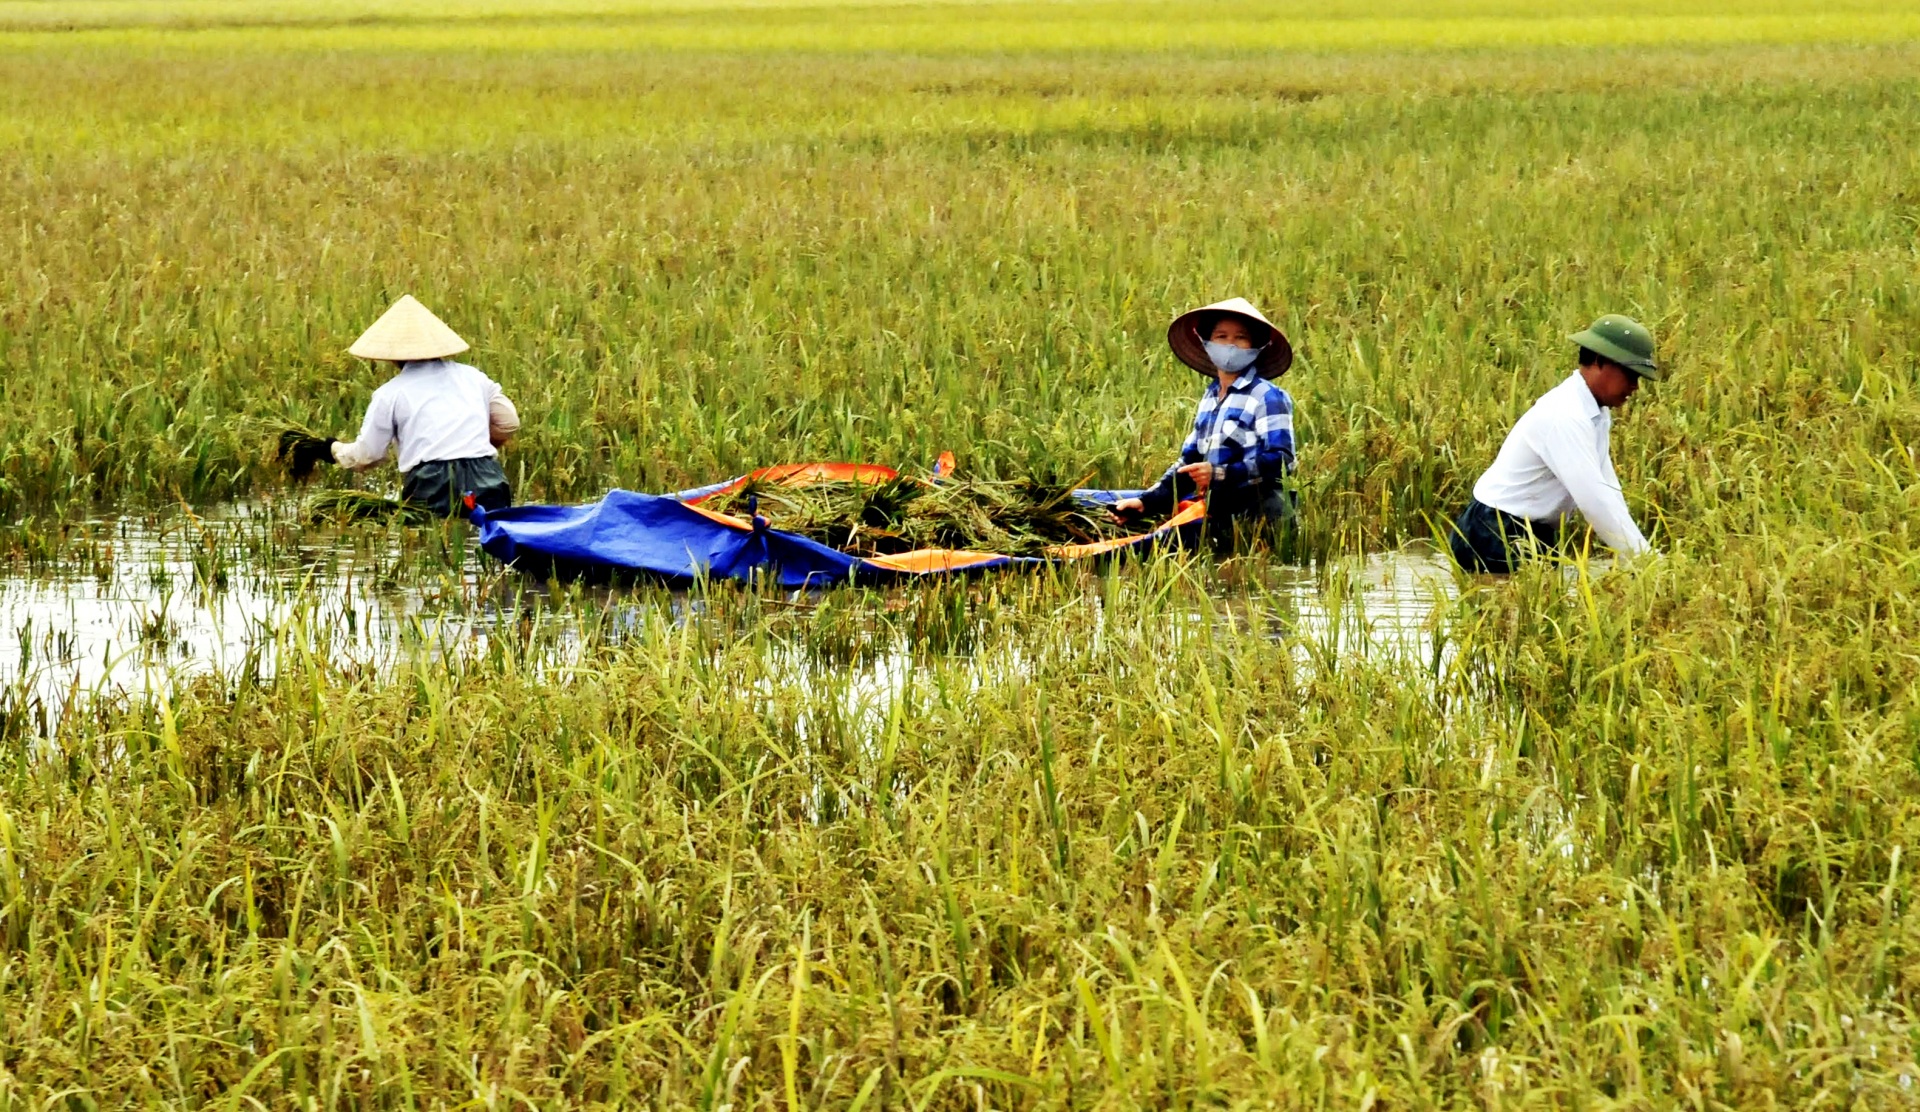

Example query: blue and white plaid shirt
[1140,372,1295,511]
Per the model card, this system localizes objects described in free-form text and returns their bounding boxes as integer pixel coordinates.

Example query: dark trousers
[1448,499,1559,574]
[1208,482,1296,523]
[1206,483,1297,552]
[401,456,512,517]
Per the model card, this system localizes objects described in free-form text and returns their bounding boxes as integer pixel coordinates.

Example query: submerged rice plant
[303,488,433,525]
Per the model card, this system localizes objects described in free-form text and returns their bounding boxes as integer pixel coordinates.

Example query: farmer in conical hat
[1112,297,1298,534]
[293,295,519,515]
[1447,314,1660,573]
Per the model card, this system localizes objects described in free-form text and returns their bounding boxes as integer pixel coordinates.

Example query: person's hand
[279,431,339,481]
[1178,462,1213,494]
[1110,497,1145,523]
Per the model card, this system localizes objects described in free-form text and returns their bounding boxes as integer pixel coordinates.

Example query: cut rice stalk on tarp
[470,456,1203,586]
[700,470,1121,557]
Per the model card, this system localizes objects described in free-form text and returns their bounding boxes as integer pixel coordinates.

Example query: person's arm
[489,392,520,446]
[331,390,395,471]
[1530,415,1651,555]
[1213,391,1294,488]
[1135,463,1183,516]
[1136,411,1208,514]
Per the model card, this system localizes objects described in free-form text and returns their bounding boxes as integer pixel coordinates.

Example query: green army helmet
[1569,314,1660,381]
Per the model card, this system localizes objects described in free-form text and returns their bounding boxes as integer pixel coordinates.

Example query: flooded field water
[2,505,489,711]
[0,504,1460,732]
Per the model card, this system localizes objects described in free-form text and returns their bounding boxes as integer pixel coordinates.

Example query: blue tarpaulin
[470,463,1200,586]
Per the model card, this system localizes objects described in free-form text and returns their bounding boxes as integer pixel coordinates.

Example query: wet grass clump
[303,488,434,526]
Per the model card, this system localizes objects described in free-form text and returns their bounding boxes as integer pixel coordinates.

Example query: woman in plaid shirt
[1114,297,1297,533]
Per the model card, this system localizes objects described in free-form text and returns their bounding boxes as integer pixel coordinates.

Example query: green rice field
[4,1,1920,1106]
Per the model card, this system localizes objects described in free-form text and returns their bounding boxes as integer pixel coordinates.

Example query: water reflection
[1269,545,1459,664]
[1,504,504,719]
[1,507,1462,733]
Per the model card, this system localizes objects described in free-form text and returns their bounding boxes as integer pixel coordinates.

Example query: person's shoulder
[1248,376,1291,406]
[448,360,498,386]
[1513,375,1589,440]
[1526,374,1585,414]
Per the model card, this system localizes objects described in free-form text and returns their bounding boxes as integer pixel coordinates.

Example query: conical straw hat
[348,295,469,362]
[1167,297,1293,379]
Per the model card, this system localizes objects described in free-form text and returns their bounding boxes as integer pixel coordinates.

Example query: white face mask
[1205,340,1262,375]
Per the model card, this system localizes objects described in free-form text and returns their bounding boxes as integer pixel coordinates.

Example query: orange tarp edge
[860,549,1010,574]
[683,502,753,531]
[864,500,1200,574]
[1042,499,1206,560]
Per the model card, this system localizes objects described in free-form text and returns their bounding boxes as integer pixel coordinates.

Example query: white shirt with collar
[1472,371,1651,556]
[332,359,515,474]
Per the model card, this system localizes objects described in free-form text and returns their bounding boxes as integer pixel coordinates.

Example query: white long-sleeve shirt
[1472,372,1651,555]
[332,360,515,474]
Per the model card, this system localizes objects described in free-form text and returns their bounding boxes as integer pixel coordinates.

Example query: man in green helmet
[1448,314,1661,573]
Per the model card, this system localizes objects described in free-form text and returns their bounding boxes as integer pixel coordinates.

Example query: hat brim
[1570,329,1660,380]
[1169,309,1293,379]
[348,337,470,362]
[349,295,472,362]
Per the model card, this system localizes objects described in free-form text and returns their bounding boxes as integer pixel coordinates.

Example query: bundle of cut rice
[704,471,1122,557]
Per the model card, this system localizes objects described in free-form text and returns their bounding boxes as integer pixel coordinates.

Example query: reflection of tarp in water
[471,458,1202,587]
